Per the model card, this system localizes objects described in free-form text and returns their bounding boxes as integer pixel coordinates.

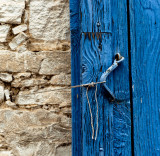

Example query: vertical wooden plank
[111,1,131,155]
[129,0,160,155]
[103,0,132,155]
[70,0,82,155]
[71,0,131,155]
[81,1,131,155]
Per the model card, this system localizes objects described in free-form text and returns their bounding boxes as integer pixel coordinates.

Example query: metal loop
[100,53,124,100]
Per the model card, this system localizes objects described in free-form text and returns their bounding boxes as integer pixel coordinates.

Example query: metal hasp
[100,53,124,100]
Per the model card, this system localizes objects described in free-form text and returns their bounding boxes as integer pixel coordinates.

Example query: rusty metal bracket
[100,53,124,100]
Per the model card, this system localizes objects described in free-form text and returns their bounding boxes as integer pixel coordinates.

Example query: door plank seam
[127,0,134,156]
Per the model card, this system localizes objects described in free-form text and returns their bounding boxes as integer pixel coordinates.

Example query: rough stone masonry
[0,0,71,155]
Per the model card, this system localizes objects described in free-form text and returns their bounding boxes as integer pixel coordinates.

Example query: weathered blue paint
[70,0,131,155]
[80,0,111,32]
[70,0,82,155]
[129,0,160,155]
[109,1,131,155]
[81,33,112,156]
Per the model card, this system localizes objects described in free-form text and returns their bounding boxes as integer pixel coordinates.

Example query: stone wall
[0,0,71,156]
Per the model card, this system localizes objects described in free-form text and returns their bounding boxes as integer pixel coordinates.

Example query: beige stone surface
[9,33,28,50]
[12,24,27,35]
[0,151,13,156]
[55,145,71,156]
[0,43,8,50]
[0,0,25,24]
[12,77,48,88]
[0,0,71,154]
[5,101,17,108]
[0,51,25,72]
[28,40,71,52]
[0,109,71,156]
[24,10,29,24]
[0,73,13,82]
[0,85,4,103]
[0,51,70,74]
[39,55,71,75]
[16,86,71,105]
[13,73,31,79]
[4,89,10,100]
[50,73,71,86]
[0,24,11,42]
[29,0,70,41]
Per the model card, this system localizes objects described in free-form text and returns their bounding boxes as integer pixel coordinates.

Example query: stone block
[50,73,71,86]
[0,0,25,24]
[4,89,10,100]
[12,24,27,35]
[39,52,71,75]
[9,33,28,50]
[0,73,13,82]
[0,85,4,103]
[16,86,71,105]
[0,24,11,42]
[29,0,70,41]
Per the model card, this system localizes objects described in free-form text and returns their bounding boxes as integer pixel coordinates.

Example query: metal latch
[100,53,124,100]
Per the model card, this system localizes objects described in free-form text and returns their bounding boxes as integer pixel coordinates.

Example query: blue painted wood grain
[70,0,131,155]
[81,33,113,156]
[81,0,131,155]
[129,0,160,155]
[80,0,111,32]
[111,1,131,155]
[70,0,82,155]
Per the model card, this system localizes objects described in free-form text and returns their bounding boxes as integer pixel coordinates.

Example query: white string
[95,85,98,140]
[86,86,94,139]
[86,85,99,140]
[71,81,106,88]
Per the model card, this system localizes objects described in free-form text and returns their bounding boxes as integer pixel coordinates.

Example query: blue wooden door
[70,0,160,155]
[129,0,160,155]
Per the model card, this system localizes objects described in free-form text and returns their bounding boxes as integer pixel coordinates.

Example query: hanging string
[95,85,98,140]
[86,86,94,139]
[86,84,99,140]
